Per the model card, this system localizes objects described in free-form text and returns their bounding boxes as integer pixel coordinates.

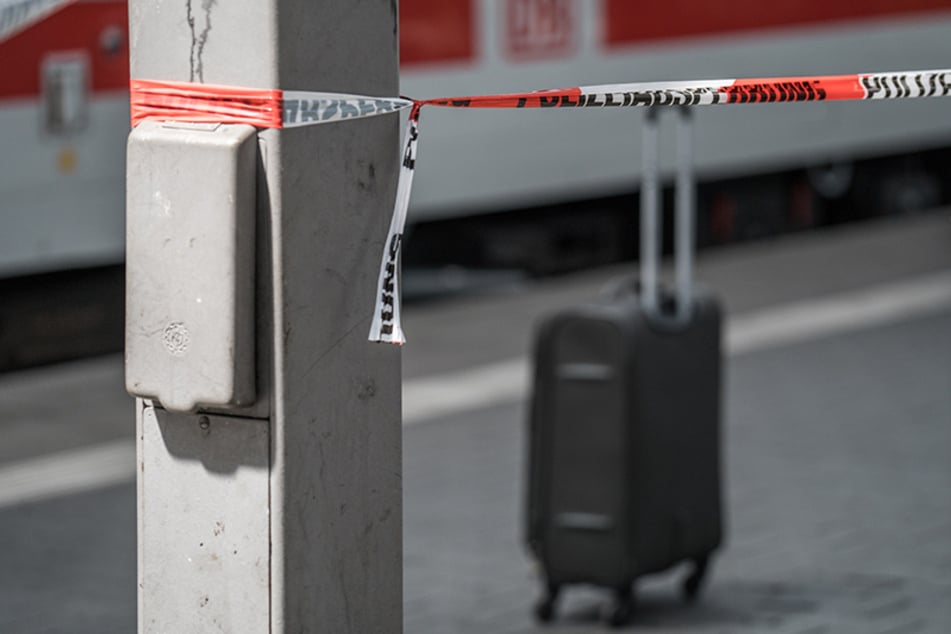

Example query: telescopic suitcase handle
[639,106,695,326]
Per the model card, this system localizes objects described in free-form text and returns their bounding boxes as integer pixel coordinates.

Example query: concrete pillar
[128,1,402,631]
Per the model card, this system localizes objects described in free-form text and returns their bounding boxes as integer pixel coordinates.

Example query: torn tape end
[368,335,406,346]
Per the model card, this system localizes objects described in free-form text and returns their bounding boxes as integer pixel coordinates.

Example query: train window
[42,53,89,135]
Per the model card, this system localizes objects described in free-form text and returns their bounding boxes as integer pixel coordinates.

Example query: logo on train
[505,0,576,60]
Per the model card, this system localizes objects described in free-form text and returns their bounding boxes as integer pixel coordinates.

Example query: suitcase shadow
[554,597,746,630]
[550,579,821,631]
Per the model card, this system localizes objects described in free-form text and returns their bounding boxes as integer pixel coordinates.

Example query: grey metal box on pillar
[126,121,258,413]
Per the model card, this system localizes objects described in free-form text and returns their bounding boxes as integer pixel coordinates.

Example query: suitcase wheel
[534,598,555,624]
[682,555,711,602]
[533,582,560,624]
[608,586,635,629]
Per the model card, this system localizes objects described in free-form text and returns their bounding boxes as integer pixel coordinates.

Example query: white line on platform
[1,270,950,509]
[402,270,951,423]
[402,358,529,424]
[0,438,135,509]
[725,270,951,356]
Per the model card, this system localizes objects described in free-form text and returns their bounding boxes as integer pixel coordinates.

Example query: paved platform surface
[1,212,949,632]
[403,309,951,633]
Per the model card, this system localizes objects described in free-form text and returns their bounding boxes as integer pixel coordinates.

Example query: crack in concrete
[390,0,397,38]
[186,0,215,82]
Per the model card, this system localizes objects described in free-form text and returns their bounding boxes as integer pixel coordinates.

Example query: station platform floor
[1,211,949,632]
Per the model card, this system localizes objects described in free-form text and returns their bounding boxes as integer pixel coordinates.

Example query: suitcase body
[526,290,723,599]
[524,107,724,626]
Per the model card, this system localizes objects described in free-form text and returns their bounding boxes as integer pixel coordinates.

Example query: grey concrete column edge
[268,3,403,632]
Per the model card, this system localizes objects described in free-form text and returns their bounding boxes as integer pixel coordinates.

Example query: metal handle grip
[639,107,661,318]
[639,106,695,325]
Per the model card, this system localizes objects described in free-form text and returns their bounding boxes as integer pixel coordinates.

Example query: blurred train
[1,0,951,366]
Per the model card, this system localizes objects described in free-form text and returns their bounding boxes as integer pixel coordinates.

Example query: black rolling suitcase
[525,107,724,627]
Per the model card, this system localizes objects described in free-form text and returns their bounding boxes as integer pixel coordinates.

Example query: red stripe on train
[0,0,128,101]
[604,0,951,47]
[2,0,473,103]
[400,0,476,67]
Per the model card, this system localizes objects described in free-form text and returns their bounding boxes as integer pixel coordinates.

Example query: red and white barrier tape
[0,0,68,42]
[128,68,951,344]
[129,80,414,128]
[368,105,421,345]
[423,69,951,109]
